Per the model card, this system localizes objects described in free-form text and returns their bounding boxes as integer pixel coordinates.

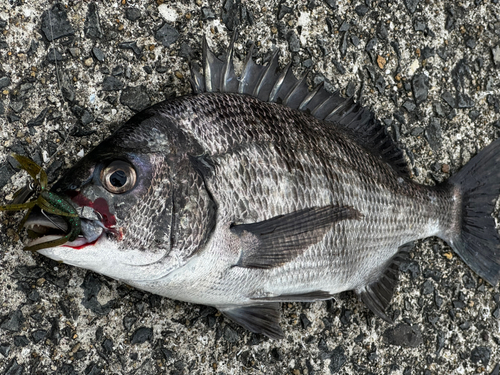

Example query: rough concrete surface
[0,0,500,374]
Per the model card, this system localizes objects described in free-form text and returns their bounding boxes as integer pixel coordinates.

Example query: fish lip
[24,207,107,250]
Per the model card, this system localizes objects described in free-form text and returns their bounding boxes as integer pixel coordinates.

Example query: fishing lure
[0,154,81,251]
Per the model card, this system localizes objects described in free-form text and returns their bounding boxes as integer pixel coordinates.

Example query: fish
[2,36,500,339]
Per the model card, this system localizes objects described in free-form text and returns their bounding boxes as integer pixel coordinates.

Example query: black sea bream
[3,38,500,338]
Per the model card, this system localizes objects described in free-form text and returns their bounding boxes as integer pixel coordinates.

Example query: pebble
[375,75,385,94]
[31,329,47,344]
[120,86,151,112]
[158,4,178,22]
[222,0,242,31]
[125,7,141,21]
[0,310,24,332]
[457,92,474,109]
[377,55,387,69]
[300,314,312,329]
[278,4,292,20]
[80,272,115,315]
[47,47,63,62]
[68,47,80,57]
[201,7,216,20]
[365,37,377,52]
[339,20,350,32]
[346,81,356,97]
[471,347,491,366]
[355,5,369,17]
[123,316,137,332]
[466,38,476,49]
[61,78,76,103]
[130,327,153,344]
[493,307,500,319]
[92,47,105,62]
[0,164,13,189]
[102,338,113,354]
[41,4,75,41]
[377,23,388,39]
[492,45,500,68]
[350,34,360,47]
[328,346,347,373]
[102,76,124,91]
[421,280,434,295]
[441,91,456,108]
[0,343,10,357]
[385,325,423,350]
[421,46,434,59]
[0,76,10,89]
[3,359,24,375]
[84,3,102,40]
[112,66,124,76]
[9,101,24,113]
[72,105,94,125]
[425,118,442,151]
[223,325,239,342]
[288,31,300,52]
[324,0,337,10]
[118,41,142,57]
[414,20,426,32]
[13,335,29,347]
[434,293,444,308]
[340,32,348,56]
[403,100,416,112]
[404,0,420,14]
[155,24,179,47]
[412,73,429,105]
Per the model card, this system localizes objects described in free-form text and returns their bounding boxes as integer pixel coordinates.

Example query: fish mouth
[24,207,108,250]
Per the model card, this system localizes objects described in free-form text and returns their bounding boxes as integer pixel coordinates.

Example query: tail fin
[447,138,500,286]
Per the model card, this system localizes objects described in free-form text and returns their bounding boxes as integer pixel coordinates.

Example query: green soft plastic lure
[0,154,81,251]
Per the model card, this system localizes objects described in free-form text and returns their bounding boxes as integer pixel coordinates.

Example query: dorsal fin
[189,36,410,176]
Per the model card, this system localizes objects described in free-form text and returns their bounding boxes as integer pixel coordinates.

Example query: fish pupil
[110,170,127,187]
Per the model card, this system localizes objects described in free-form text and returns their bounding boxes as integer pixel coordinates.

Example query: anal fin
[218,303,283,339]
[355,251,408,322]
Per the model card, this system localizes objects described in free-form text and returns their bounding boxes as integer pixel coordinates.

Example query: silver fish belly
[5,37,500,339]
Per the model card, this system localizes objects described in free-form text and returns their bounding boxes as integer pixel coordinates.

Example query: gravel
[1,1,500,374]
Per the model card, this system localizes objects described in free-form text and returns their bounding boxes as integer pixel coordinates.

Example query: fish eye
[100,161,137,194]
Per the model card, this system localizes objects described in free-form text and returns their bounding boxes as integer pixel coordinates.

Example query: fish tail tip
[445,138,500,286]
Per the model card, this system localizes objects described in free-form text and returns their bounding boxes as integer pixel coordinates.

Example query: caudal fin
[447,138,500,286]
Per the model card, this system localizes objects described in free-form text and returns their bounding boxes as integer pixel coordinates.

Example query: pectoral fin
[230,205,361,269]
[218,303,283,339]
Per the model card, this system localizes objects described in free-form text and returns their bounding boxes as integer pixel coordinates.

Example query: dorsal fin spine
[268,61,291,102]
[298,82,324,111]
[221,33,238,92]
[324,97,355,121]
[193,35,410,177]
[202,37,214,92]
[310,92,334,117]
[255,51,280,101]
[238,54,260,94]
[282,70,310,107]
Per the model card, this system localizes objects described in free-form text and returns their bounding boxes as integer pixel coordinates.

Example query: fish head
[24,106,215,283]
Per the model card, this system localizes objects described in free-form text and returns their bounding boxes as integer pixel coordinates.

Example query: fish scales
[2,38,500,339]
[142,92,452,301]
